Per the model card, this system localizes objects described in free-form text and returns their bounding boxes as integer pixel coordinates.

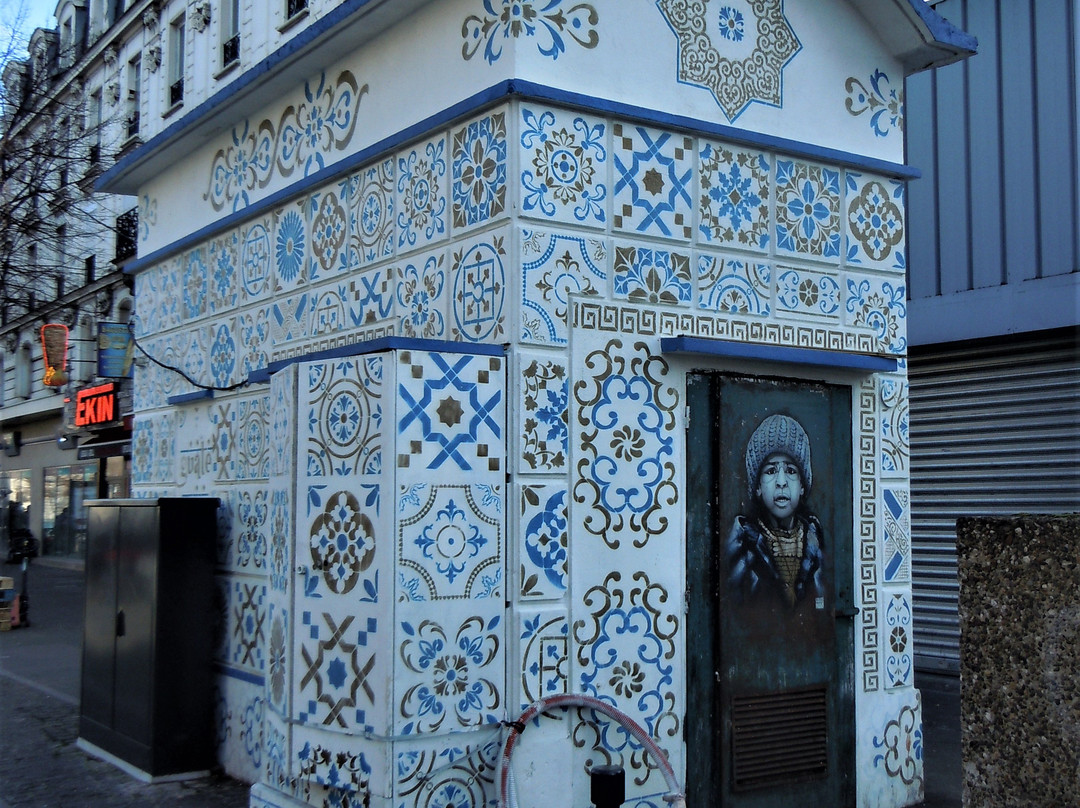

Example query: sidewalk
[0,561,249,808]
[1,560,962,807]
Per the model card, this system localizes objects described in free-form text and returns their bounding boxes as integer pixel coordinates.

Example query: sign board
[75,383,118,428]
[97,322,134,379]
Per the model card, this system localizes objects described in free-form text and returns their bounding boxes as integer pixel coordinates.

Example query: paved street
[0,560,961,808]
[0,561,248,808]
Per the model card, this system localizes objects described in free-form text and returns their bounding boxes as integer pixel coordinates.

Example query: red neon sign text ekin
[74,383,117,427]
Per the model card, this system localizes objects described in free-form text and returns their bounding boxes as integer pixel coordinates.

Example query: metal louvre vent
[731,687,828,790]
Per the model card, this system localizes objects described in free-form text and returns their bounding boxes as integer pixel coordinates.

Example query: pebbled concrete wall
[957,514,1080,808]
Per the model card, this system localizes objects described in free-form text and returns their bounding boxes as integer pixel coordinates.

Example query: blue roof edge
[906,0,979,56]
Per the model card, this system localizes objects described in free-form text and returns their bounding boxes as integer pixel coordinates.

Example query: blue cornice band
[167,389,215,405]
[660,336,899,372]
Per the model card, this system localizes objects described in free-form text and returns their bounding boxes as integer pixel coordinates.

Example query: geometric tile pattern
[452,112,507,231]
[859,380,880,693]
[396,135,448,252]
[882,487,911,584]
[450,235,507,343]
[657,0,802,121]
[348,158,395,268]
[304,357,383,477]
[297,610,379,733]
[396,737,500,808]
[521,229,606,345]
[397,352,503,473]
[612,123,693,240]
[518,608,569,706]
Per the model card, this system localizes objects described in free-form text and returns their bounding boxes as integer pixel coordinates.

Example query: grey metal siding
[907,0,1079,306]
[907,329,1080,671]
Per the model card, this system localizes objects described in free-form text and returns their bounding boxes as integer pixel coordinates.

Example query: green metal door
[686,374,855,807]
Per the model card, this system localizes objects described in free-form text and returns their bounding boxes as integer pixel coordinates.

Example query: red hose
[498,693,686,808]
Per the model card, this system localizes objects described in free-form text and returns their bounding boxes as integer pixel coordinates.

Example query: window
[85,255,96,284]
[114,207,138,262]
[287,0,308,20]
[60,19,73,66]
[126,56,140,138]
[222,0,240,66]
[15,342,31,399]
[2,470,33,548]
[43,464,97,557]
[169,15,185,106]
[88,88,102,165]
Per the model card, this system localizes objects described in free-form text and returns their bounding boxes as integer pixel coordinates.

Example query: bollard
[590,764,625,808]
[18,555,29,627]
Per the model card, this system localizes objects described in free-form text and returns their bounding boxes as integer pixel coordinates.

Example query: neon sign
[74,383,117,427]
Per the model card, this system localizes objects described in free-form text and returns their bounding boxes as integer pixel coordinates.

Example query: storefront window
[43,464,97,558]
[0,469,33,554]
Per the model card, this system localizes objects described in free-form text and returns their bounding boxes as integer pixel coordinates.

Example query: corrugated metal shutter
[907,328,1080,672]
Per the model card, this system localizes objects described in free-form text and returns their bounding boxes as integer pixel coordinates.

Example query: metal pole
[18,555,29,627]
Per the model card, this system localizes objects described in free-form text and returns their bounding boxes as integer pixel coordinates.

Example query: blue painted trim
[905,0,979,54]
[120,78,921,277]
[660,336,898,373]
[214,663,265,686]
[167,389,214,405]
[264,337,505,377]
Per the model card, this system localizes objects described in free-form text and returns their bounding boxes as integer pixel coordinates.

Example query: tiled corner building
[117,1,972,806]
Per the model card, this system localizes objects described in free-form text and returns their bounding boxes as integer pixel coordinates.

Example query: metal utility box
[78,497,218,781]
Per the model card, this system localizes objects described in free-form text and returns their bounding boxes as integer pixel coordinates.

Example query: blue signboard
[97,322,134,379]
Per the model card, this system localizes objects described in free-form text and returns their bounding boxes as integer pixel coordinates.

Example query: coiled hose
[498,693,687,808]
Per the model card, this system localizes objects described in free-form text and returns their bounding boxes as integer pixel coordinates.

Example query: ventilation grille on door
[731,686,828,791]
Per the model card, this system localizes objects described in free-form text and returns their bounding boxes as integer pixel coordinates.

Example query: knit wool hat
[745,414,812,499]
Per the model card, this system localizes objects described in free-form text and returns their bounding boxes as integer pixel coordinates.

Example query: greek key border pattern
[858,380,879,692]
[270,325,395,362]
[572,301,880,353]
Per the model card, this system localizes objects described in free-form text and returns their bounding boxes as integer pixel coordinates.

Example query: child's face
[756,452,803,525]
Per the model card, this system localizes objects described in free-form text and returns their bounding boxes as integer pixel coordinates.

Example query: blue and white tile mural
[122,1,973,805]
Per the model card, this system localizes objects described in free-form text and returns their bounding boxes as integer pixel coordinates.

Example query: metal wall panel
[907,0,1079,307]
[908,329,1080,671]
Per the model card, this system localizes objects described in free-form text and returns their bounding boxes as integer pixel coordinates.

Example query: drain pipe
[498,693,686,808]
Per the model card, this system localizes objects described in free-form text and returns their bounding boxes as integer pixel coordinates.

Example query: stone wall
[956,515,1080,807]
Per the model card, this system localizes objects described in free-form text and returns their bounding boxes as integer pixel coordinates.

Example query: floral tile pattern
[572,338,679,551]
[520,106,607,225]
[240,218,274,303]
[699,142,770,249]
[450,234,507,343]
[846,69,904,138]
[396,252,447,339]
[397,483,502,601]
[657,0,802,121]
[461,0,599,63]
[452,112,507,231]
[775,159,842,258]
[394,604,504,736]
[613,123,694,240]
[846,173,905,269]
[884,593,913,689]
[519,354,569,473]
[697,253,771,315]
[306,186,350,280]
[273,203,309,292]
[845,274,907,354]
[517,607,569,707]
[775,266,841,320]
[521,228,606,345]
[396,136,448,252]
[304,357,383,478]
[209,319,240,388]
[518,484,568,599]
[613,244,693,305]
[395,736,500,808]
[882,487,911,584]
[182,247,210,322]
[208,230,240,314]
[347,159,395,268]
[880,376,910,476]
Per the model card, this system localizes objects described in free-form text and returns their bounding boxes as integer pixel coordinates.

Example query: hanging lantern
[41,324,70,387]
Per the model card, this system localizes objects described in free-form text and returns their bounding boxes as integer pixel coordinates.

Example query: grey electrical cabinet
[78,497,219,780]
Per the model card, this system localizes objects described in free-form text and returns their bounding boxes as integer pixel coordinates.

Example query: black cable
[127,319,249,393]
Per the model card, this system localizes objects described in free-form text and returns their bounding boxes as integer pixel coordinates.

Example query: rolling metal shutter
[907,328,1080,672]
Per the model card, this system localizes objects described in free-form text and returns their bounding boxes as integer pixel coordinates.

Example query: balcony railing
[169,78,184,106]
[222,34,240,66]
[114,207,138,263]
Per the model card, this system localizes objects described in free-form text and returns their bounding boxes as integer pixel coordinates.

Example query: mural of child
[726,413,825,608]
